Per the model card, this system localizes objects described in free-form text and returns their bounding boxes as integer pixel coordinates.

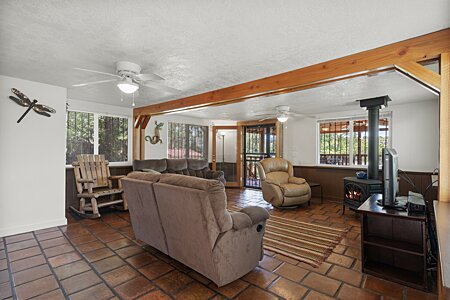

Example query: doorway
[212,126,241,187]
[243,124,277,188]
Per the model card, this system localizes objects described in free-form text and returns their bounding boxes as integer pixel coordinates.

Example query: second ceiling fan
[72,61,179,95]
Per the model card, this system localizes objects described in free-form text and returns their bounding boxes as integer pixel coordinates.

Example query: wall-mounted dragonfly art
[9,88,56,123]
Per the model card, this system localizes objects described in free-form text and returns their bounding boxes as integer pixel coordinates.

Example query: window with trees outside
[66,110,130,165]
[318,114,391,166]
[168,122,208,160]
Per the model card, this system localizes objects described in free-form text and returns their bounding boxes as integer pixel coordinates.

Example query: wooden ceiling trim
[134,28,450,116]
[395,61,441,93]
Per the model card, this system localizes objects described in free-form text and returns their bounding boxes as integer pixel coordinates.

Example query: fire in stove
[346,189,362,200]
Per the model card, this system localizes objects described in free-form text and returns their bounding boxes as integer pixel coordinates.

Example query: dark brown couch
[133,158,226,184]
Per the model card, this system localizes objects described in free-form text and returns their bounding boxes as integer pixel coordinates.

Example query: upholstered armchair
[257,158,311,207]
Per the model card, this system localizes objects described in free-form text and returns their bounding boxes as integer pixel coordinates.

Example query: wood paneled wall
[65,165,133,210]
[293,166,438,203]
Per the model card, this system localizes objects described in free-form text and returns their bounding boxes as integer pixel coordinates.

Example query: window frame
[167,122,209,160]
[65,109,133,167]
[316,112,392,168]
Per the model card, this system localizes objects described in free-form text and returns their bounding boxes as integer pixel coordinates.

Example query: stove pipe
[367,107,379,180]
[359,96,390,180]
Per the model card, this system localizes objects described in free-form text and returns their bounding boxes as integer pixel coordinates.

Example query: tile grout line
[31,230,71,300]
[71,215,181,299]
[56,225,124,300]
[2,236,18,300]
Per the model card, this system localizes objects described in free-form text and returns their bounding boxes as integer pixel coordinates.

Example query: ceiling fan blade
[141,81,180,93]
[73,67,120,78]
[134,73,165,81]
[72,79,117,87]
[290,112,316,119]
[258,116,274,122]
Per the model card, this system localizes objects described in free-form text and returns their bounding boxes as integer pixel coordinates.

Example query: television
[382,148,399,207]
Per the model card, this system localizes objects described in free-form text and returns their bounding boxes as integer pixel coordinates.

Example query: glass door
[212,126,240,187]
[244,124,277,188]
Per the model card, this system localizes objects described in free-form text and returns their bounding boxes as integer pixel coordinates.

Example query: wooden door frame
[212,125,241,187]
[239,119,281,188]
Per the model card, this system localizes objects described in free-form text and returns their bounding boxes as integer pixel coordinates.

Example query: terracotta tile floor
[0,189,437,300]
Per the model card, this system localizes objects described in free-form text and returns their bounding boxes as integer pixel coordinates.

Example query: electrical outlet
[431,175,438,187]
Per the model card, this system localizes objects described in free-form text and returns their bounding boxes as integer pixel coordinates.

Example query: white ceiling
[175,70,438,120]
[0,1,449,108]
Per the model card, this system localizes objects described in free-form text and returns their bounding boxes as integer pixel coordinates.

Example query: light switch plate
[432,174,438,187]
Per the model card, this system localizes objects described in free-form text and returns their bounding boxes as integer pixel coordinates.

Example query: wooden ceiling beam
[395,61,441,93]
[134,28,450,117]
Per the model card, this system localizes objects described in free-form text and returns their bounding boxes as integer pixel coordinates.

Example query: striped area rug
[229,206,349,267]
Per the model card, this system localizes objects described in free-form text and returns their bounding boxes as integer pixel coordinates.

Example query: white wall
[67,98,133,117]
[0,75,67,237]
[283,100,439,172]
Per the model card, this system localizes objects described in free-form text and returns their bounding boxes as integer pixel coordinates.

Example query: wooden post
[133,116,140,160]
[140,128,145,160]
[440,53,450,202]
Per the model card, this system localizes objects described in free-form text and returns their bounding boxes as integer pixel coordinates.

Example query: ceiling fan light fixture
[117,78,139,94]
[277,114,288,123]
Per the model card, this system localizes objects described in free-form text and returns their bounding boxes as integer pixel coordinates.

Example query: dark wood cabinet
[358,194,428,291]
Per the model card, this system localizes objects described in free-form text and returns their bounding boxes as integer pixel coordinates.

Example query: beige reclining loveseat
[121,172,269,287]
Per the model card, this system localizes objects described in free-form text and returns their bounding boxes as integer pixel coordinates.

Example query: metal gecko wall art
[145,121,164,144]
[8,88,56,123]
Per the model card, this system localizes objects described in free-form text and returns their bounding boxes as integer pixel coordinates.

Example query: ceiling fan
[72,61,179,96]
[252,105,314,123]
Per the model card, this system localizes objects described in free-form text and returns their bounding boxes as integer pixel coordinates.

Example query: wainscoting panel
[293,166,438,204]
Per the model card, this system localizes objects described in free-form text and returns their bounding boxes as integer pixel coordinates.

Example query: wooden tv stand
[357,194,428,291]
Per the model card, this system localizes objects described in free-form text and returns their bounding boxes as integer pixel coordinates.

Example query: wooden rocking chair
[70,154,128,218]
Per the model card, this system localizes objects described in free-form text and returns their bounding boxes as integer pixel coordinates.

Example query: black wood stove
[342,96,390,213]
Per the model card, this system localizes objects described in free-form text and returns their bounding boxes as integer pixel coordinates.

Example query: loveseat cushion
[159,174,232,232]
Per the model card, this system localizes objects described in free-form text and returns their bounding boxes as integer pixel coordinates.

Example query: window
[318,114,391,166]
[66,111,94,165]
[319,121,350,165]
[98,116,129,163]
[66,111,130,165]
[168,122,208,160]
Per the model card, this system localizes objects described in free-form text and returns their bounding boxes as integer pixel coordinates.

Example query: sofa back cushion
[166,159,187,171]
[187,159,209,170]
[133,159,167,172]
[127,171,161,182]
[121,177,168,254]
[158,174,232,232]
[153,176,224,276]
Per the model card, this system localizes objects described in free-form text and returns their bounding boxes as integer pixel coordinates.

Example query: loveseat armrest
[288,176,306,185]
[230,212,252,230]
[240,206,270,225]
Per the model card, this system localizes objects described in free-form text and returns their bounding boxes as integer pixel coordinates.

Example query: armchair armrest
[77,178,94,183]
[288,177,306,185]
[240,206,270,225]
[230,212,252,230]
[108,175,125,180]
